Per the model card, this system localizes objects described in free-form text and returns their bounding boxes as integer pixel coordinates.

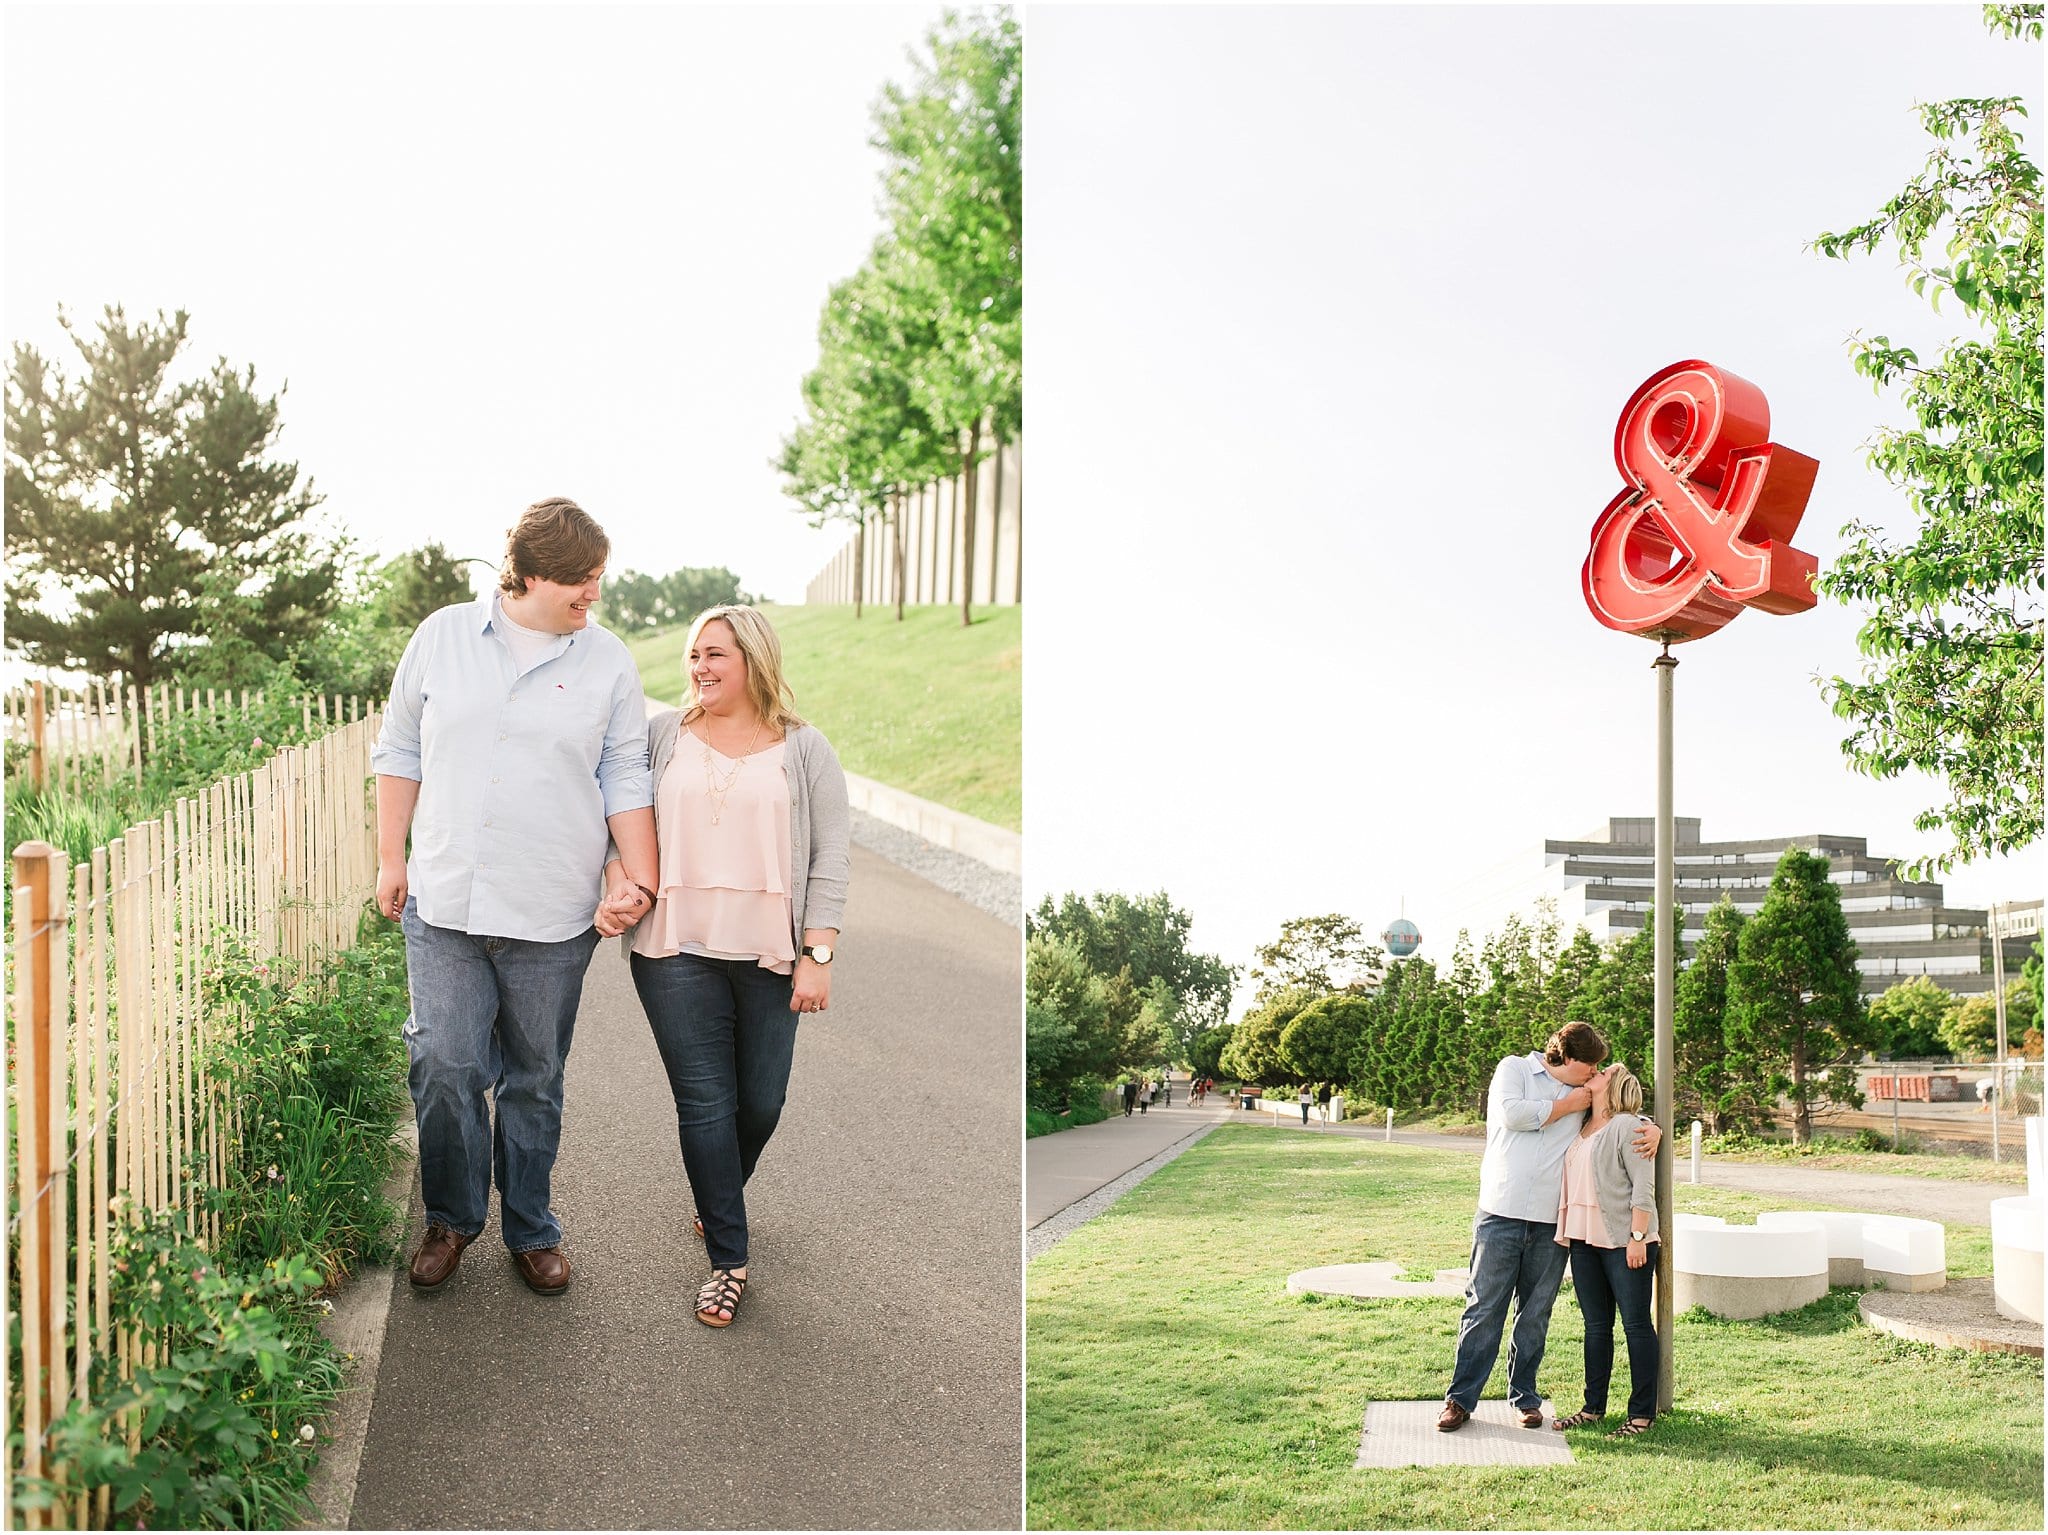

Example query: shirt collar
[481,593,578,646]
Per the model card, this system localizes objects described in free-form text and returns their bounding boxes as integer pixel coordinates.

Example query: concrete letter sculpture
[1990,1196,2044,1326]
[1756,1210,1947,1292]
[1672,1213,1828,1320]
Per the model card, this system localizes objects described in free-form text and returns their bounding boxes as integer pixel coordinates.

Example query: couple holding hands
[371,497,849,1329]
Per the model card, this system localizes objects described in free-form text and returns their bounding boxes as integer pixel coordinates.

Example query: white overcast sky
[4,2,944,625]
[1025,2,2044,996]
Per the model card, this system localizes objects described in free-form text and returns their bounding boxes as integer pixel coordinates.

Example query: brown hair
[499,497,609,595]
[1543,1020,1609,1069]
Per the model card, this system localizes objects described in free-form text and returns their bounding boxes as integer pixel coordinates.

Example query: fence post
[13,839,62,1521]
[28,679,47,789]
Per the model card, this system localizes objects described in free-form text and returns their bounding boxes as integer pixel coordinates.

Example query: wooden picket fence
[5,709,382,1528]
[4,678,370,796]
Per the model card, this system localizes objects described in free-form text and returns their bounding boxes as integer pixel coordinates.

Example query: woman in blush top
[1552,1063,1661,1439]
[604,604,849,1328]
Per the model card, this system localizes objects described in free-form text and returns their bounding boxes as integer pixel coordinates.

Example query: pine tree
[1725,848,1875,1144]
[1674,897,1746,1130]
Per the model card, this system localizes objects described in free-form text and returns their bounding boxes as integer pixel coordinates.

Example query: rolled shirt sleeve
[369,629,427,782]
[597,667,654,817]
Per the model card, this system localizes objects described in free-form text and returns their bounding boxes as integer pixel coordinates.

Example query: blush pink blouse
[631,736,795,973]
[1555,1131,1618,1248]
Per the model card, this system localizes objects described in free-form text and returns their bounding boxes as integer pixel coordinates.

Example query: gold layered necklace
[698,715,765,826]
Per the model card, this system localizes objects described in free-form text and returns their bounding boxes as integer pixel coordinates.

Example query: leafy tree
[780,251,949,620]
[1025,933,1155,1113]
[1185,1023,1234,1080]
[377,542,478,631]
[1279,993,1369,1087]
[1247,913,1384,1000]
[1028,889,1236,1033]
[1866,974,1960,1059]
[1811,6,2044,874]
[1945,976,2044,1058]
[1674,897,1747,1130]
[1725,848,1875,1144]
[1218,987,1318,1086]
[872,7,1022,626]
[599,565,749,634]
[6,306,338,693]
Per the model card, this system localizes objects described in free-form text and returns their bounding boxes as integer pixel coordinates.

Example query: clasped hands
[594,861,655,938]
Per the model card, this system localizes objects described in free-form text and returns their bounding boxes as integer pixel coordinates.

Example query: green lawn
[624,603,1021,831]
[1026,1126,2042,1531]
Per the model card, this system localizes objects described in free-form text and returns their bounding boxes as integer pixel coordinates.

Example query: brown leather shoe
[1436,1401,1470,1432]
[513,1246,571,1296]
[408,1224,475,1290]
[1517,1406,1547,1429]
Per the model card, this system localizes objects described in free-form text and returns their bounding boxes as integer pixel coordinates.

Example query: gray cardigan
[610,709,850,961]
[1585,1111,1660,1245]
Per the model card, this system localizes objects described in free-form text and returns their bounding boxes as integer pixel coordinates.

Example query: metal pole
[1891,1063,1901,1150]
[1990,902,2008,1164]
[1653,645,1677,1416]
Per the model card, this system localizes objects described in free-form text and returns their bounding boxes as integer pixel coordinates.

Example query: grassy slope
[623,603,1021,831]
[1026,1126,2042,1531]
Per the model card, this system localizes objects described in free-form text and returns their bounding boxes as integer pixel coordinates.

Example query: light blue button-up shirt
[1477,1052,1587,1222]
[370,597,654,943]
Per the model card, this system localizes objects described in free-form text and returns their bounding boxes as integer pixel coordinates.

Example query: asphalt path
[349,845,1021,1530]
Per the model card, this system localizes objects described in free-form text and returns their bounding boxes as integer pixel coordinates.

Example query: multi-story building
[1438,817,2037,998]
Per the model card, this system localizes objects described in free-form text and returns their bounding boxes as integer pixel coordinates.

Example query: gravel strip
[1027,1123,1220,1261]
[849,806,1021,929]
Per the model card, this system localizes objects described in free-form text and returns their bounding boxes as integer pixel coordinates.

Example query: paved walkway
[1027,1106,2012,1230]
[1024,1096,1234,1226]
[344,846,1021,1530]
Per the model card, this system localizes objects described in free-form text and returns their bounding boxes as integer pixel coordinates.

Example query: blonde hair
[1602,1064,1644,1117]
[680,605,806,732]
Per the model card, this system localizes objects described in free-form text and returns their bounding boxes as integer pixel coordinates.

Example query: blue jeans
[1445,1212,1571,1412]
[1568,1239,1660,1422]
[628,951,800,1271]
[400,899,599,1252]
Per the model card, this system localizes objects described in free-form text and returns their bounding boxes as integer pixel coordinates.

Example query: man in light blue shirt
[1438,1021,1659,1431]
[371,497,657,1298]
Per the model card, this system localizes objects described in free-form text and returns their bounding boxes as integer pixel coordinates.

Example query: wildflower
[271,1428,278,1439]
[266,1165,281,1182]
[299,1424,315,1443]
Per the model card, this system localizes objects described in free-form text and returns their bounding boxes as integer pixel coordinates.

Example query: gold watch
[801,944,834,965]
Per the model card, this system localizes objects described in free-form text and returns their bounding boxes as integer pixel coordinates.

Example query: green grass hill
[623,603,1020,832]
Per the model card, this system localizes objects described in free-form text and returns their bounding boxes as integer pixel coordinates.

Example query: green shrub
[11,1210,339,1529]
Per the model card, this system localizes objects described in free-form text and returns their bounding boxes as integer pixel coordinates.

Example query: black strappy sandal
[1608,1418,1652,1439]
[696,1268,746,1328]
[693,1215,705,1242]
[1553,1410,1604,1430]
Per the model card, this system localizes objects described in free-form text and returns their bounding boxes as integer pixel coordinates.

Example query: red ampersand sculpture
[1582,360,1820,642]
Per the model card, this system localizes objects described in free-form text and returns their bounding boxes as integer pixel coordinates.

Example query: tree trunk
[960,419,983,627]
[1790,1032,1810,1145]
[892,488,907,622]
[989,426,1006,605]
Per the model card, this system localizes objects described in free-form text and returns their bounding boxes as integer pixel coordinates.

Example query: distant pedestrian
[1162,1077,1173,1106]
[1122,1080,1137,1117]
[1139,1079,1154,1114]
[1299,1086,1313,1125]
